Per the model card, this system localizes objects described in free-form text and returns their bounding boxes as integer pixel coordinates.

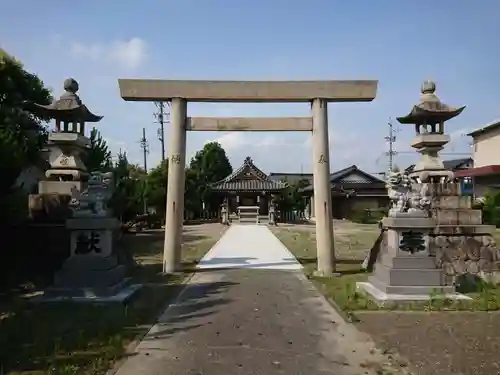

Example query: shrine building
[211,157,389,219]
[210,157,286,215]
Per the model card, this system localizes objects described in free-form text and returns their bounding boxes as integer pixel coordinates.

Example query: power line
[153,101,170,162]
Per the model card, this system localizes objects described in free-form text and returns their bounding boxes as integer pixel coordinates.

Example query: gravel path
[114,269,399,375]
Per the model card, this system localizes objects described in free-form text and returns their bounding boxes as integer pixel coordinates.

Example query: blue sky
[2,0,500,175]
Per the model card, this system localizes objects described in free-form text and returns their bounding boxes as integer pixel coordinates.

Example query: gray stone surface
[118,79,378,102]
[114,269,392,375]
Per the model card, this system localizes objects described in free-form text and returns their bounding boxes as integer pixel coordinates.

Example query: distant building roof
[270,165,384,185]
[211,156,285,193]
[269,173,313,185]
[270,165,385,194]
[467,119,500,138]
[454,165,500,178]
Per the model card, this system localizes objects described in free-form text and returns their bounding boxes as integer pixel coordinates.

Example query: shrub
[482,190,500,227]
[349,207,387,224]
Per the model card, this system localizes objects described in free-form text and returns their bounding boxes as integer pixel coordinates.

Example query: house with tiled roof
[270,165,389,219]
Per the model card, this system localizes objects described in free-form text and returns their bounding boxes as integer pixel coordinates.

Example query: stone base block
[54,262,127,289]
[46,278,131,298]
[372,265,444,286]
[313,270,341,277]
[431,209,482,226]
[356,281,471,306]
[368,276,455,295]
[34,282,142,304]
[379,253,436,269]
[432,225,496,235]
[38,180,84,195]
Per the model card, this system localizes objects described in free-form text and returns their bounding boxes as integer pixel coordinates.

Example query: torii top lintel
[117,79,378,103]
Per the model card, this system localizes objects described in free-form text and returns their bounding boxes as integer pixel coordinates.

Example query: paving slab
[197,224,303,270]
[114,269,392,375]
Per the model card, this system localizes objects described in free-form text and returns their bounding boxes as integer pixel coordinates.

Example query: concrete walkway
[114,225,391,375]
[197,224,302,270]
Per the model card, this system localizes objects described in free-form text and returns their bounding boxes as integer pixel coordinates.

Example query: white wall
[472,126,500,168]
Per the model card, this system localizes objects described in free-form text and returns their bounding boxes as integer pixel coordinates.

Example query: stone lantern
[26,79,141,302]
[357,81,471,305]
[396,80,465,183]
[25,78,103,195]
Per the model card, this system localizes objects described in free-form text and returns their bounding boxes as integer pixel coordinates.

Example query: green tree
[0,49,52,221]
[84,127,112,172]
[188,142,232,212]
[108,151,144,221]
[482,189,500,227]
[275,178,309,212]
[146,159,168,215]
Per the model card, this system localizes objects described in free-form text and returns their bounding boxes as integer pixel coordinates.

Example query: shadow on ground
[0,279,236,373]
[190,256,303,272]
[297,257,366,275]
[143,280,237,340]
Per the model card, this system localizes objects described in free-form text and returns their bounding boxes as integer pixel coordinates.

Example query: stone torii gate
[117,79,378,275]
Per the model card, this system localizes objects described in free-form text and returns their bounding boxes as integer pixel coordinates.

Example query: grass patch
[0,226,224,375]
[273,227,500,314]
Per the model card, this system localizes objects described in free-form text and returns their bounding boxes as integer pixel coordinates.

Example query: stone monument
[357,80,473,305]
[27,78,140,302]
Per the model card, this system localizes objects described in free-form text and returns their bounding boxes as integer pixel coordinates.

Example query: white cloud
[70,37,148,71]
[212,133,248,150]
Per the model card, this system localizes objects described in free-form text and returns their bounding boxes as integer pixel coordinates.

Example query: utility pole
[140,127,149,172]
[139,128,149,214]
[385,118,398,171]
[154,101,170,163]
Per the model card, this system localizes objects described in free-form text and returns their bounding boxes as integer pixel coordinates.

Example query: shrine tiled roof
[211,156,286,192]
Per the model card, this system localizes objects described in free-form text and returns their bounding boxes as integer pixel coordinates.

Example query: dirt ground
[356,311,500,375]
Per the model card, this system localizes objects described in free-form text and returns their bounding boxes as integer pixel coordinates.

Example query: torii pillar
[117,79,378,275]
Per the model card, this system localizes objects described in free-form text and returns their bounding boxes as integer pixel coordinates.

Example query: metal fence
[278,210,307,223]
[183,210,220,222]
